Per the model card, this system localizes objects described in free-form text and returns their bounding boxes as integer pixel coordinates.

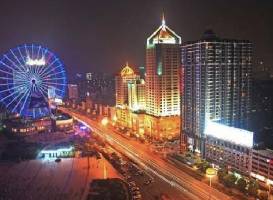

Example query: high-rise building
[68,84,79,100]
[115,63,140,108]
[128,79,146,111]
[145,16,181,117]
[182,30,252,155]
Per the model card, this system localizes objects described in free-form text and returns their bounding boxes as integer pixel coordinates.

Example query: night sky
[0,0,272,81]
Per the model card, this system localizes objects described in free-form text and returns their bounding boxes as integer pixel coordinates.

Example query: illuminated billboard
[204,120,253,148]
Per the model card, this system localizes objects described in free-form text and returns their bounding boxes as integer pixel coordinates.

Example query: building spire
[162,12,165,26]
[126,61,129,66]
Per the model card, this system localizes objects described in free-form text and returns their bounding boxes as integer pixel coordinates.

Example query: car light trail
[67,110,230,200]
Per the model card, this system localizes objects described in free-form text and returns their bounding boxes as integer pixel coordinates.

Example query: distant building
[115,63,140,107]
[128,79,146,111]
[182,30,253,155]
[139,66,146,79]
[250,80,273,147]
[68,84,79,100]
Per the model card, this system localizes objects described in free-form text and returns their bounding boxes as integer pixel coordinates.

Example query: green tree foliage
[247,180,259,196]
[223,174,237,188]
[217,168,228,183]
[198,161,210,173]
[236,178,247,192]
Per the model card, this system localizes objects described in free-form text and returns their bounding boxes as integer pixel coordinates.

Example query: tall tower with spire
[145,15,181,117]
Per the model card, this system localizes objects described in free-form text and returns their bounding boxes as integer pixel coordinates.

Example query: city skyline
[0,0,272,79]
[0,1,273,200]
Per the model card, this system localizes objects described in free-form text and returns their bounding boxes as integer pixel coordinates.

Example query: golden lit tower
[115,63,140,108]
[145,15,181,116]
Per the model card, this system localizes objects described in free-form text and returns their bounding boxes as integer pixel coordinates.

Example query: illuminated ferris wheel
[0,44,67,119]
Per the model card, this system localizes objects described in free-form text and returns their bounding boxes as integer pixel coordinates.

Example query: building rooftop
[147,15,181,46]
[204,120,254,148]
[182,30,251,45]
[120,62,135,77]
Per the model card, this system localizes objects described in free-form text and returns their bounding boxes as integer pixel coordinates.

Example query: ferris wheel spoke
[18,87,31,115]
[35,46,42,75]
[17,47,26,63]
[24,44,30,59]
[4,54,26,73]
[31,44,34,61]
[39,58,59,77]
[6,89,25,109]
[36,45,41,59]
[10,49,28,71]
[0,89,21,102]
[0,61,27,79]
[0,83,27,94]
[37,85,49,101]
[0,82,28,90]
[0,68,13,76]
[0,76,19,81]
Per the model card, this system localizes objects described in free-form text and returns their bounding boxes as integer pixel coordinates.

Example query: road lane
[61,108,231,200]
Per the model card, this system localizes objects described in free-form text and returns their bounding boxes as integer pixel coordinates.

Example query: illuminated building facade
[6,117,52,135]
[115,63,142,131]
[115,63,140,107]
[114,17,181,140]
[128,79,146,111]
[251,149,273,185]
[205,121,253,174]
[204,122,273,185]
[68,84,79,100]
[182,30,252,154]
[146,16,181,117]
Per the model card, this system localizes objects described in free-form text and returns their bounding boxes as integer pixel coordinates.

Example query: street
[61,107,231,200]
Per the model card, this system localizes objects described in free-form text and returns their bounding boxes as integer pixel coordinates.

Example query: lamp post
[101,117,108,126]
[267,179,271,200]
[206,168,216,200]
[267,159,273,200]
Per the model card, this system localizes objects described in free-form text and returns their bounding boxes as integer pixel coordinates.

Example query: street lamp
[267,179,271,200]
[206,168,217,200]
[267,159,273,200]
[101,117,108,126]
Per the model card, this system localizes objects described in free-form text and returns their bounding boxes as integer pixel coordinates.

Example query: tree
[223,174,237,188]
[236,178,247,192]
[198,161,210,173]
[218,168,228,183]
[247,180,259,196]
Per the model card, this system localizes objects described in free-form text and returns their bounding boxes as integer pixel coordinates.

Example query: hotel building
[114,16,181,141]
[115,63,140,108]
[145,16,181,117]
[182,30,252,155]
[128,79,146,111]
